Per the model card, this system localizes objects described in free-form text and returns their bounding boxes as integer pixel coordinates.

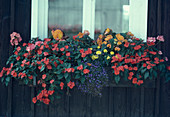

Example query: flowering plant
[0,28,169,105]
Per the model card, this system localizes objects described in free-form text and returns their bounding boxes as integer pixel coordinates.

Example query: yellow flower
[114,38,118,41]
[115,47,120,51]
[110,51,114,55]
[87,63,92,66]
[103,49,108,53]
[117,41,122,45]
[51,29,63,39]
[107,56,111,59]
[97,46,100,49]
[116,34,124,41]
[90,48,93,50]
[92,55,99,60]
[96,51,102,55]
[98,34,103,39]
[105,28,110,34]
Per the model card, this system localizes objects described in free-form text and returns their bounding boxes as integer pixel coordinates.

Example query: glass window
[95,0,129,38]
[48,0,83,37]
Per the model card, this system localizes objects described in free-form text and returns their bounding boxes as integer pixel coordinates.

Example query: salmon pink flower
[147,37,156,42]
[60,48,65,51]
[42,83,46,88]
[157,35,164,42]
[60,82,64,90]
[83,69,90,74]
[42,74,46,79]
[77,65,83,70]
[43,98,50,105]
[50,79,54,84]
[67,81,75,89]
[66,52,70,56]
[81,53,86,58]
[32,97,37,103]
[26,44,35,52]
[44,52,49,56]
[79,49,84,53]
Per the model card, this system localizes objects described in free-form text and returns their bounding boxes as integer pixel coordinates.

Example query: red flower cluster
[67,81,75,89]
[32,89,54,104]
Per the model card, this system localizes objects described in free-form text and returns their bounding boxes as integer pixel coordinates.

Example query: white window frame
[31,0,148,40]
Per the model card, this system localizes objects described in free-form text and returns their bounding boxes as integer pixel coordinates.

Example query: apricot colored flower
[51,29,63,39]
[116,34,124,41]
[97,38,103,47]
[115,47,120,51]
[104,28,110,34]
[107,44,111,48]
[117,41,122,45]
[77,32,84,38]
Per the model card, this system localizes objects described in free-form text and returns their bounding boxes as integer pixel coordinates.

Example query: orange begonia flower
[51,29,63,39]
[116,34,124,41]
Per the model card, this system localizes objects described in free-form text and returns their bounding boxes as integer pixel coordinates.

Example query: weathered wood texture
[0,0,170,117]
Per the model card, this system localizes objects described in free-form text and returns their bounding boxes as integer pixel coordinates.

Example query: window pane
[48,0,83,37]
[95,0,130,37]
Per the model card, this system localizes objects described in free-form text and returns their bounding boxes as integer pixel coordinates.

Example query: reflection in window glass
[95,0,129,38]
[48,0,83,37]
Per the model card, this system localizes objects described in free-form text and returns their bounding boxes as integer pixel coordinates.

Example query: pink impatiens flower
[26,43,35,52]
[157,36,164,42]
[147,37,156,43]
[158,50,162,55]
[10,32,22,46]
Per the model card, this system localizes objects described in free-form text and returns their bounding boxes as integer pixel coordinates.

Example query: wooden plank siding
[0,0,170,117]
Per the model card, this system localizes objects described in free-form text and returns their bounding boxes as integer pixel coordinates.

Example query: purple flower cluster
[77,61,109,96]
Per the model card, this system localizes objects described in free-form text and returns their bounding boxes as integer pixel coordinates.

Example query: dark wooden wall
[0,0,170,117]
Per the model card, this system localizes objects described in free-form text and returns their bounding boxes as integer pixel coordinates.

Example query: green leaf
[1,77,4,82]
[54,69,62,74]
[115,75,120,84]
[75,74,80,79]
[144,71,149,79]
[75,54,80,59]
[80,76,85,84]
[58,74,63,80]
[64,73,69,78]
[6,77,10,82]
[40,65,45,72]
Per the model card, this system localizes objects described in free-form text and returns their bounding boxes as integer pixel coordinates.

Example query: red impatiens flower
[17,46,21,52]
[124,65,128,69]
[43,98,50,105]
[143,63,147,67]
[147,65,152,69]
[50,79,54,84]
[114,68,120,75]
[66,52,70,56]
[83,69,90,74]
[134,45,141,50]
[44,52,49,56]
[149,51,157,55]
[42,83,46,88]
[60,47,65,51]
[37,49,42,55]
[60,82,64,90]
[129,72,134,76]
[28,75,33,80]
[47,64,52,69]
[124,42,129,47]
[133,67,138,71]
[132,78,138,84]
[32,97,37,104]
[65,45,69,49]
[67,81,75,89]
[54,61,58,67]
[77,65,83,70]
[137,80,144,86]
[42,74,46,79]
[81,53,86,58]
[79,49,84,53]
[16,56,20,61]
[48,90,54,95]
